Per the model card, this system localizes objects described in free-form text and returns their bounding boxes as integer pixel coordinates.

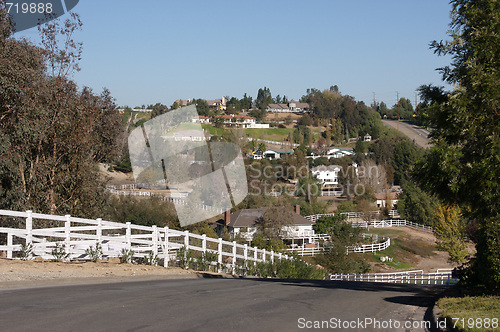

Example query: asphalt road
[0,277,445,332]
[382,120,432,149]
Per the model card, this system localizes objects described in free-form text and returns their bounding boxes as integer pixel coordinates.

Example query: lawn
[437,295,500,331]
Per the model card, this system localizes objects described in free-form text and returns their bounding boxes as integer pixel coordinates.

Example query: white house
[327,147,354,158]
[311,165,342,186]
[375,192,399,209]
[217,206,315,242]
[364,133,372,142]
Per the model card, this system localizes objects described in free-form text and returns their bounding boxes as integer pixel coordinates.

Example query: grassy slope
[358,228,437,271]
[437,295,500,331]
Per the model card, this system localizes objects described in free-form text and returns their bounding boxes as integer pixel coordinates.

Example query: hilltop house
[217,205,315,243]
[311,165,342,186]
[267,100,310,113]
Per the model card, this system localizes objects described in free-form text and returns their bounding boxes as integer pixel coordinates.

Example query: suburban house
[375,192,399,209]
[217,205,315,243]
[162,129,212,142]
[311,165,342,186]
[206,97,227,111]
[267,100,310,113]
[192,114,258,128]
[263,148,293,159]
[307,147,354,160]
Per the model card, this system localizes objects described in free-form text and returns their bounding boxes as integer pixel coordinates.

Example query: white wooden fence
[0,210,288,272]
[287,237,390,256]
[351,219,434,234]
[304,210,399,222]
[329,269,459,285]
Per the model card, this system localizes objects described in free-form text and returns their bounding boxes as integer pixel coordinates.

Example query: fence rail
[0,210,287,272]
[350,219,433,234]
[329,270,458,285]
[305,210,399,222]
[287,238,390,256]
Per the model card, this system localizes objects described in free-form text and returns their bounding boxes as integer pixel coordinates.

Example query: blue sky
[16,0,453,109]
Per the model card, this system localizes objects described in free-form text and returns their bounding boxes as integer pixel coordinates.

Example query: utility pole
[397,92,400,131]
[414,92,418,119]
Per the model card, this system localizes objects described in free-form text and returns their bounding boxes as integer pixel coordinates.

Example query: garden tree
[361,111,383,139]
[296,173,323,203]
[414,0,500,290]
[297,114,312,126]
[240,93,253,110]
[359,159,387,193]
[329,118,343,144]
[313,214,347,234]
[391,138,423,185]
[391,97,414,120]
[171,101,180,110]
[0,8,122,218]
[255,87,273,110]
[354,140,368,154]
[191,99,210,116]
[106,196,180,229]
[397,181,440,227]
[150,103,169,118]
[314,216,370,274]
[312,137,329,156]
[337,164,359,201]
[282,95,288,103]
[434,204,468,264]
[251,233,286,251]
[274,94,282,104]
[255,204,294,244]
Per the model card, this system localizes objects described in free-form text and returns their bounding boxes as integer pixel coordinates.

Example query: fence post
[96,218,102,245]
[152,225,158,258]
[26,210,32,246]
[183,230,189,251]
[232,241,236,274]
[202,234,206,253]
[270,250,274,264]
[253,246,257,266]
[164,227,169,267]
[126,222,131,250]
[217,238,222,273]
[244,244,248,263]
[65,215,71,258]
[7,233,12,259]
[262,249,266,262]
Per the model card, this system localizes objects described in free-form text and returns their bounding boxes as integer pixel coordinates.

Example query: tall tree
[0,5,122,218]
[414,0,500,290]
[255,87,273,110]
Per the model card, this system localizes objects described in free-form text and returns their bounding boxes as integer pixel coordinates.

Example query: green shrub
[51,242,69,262]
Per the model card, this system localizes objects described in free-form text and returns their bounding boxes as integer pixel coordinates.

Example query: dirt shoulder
[0,258,223,290]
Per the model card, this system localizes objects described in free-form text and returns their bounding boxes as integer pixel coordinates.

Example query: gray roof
[227,207,313,228]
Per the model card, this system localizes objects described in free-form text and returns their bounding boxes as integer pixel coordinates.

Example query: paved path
[0,277,445,331]
[382,120,432,149]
